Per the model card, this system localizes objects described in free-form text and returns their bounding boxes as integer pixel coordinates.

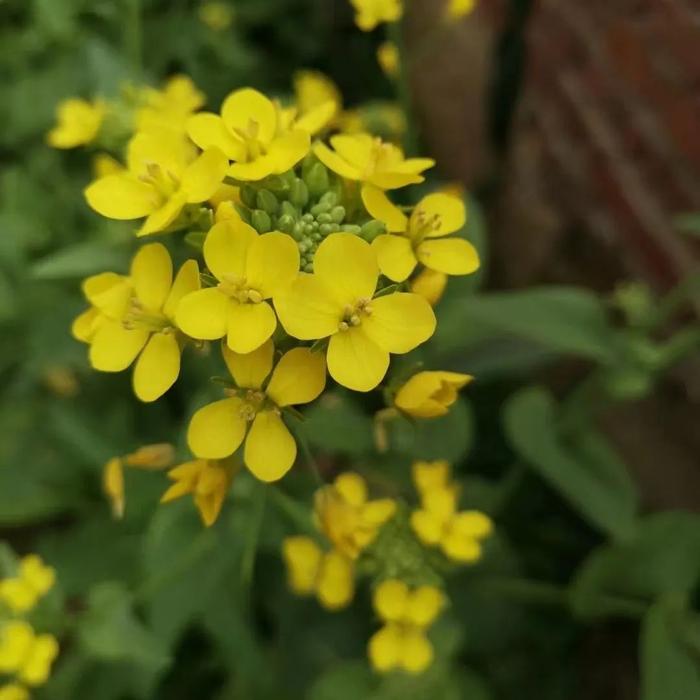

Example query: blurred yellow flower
[187,88,311,181]
[314,472,396,559]
[0,557,55,615]
[0,683,29,700]
[293,70,342,126]
[446,0,476,20]
[103,457,126,519]
[187,341,326,482]
[394,370,473,418]
[85,131,227,236]
[136,75,206,136]
[377,41,400,78]
[176,219,299,353]
[124,443,176,469]
[410,268,448,306]
[198,1,235,31]
[363,188,478,282]
[275,233,436,392]
[91,152,124,178]
[282,537,355,610]
[0,621,58,687]
[351,0,402,31]
[47,98,105,149]
[314,134,433,190]
[368,579,443,674]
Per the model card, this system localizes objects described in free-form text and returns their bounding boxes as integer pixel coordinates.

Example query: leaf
[503,386,638,539]
[641,595,700,700]
[309,661,376,700]
[435,287,619,363]
[571,512,700,618]
[31,242,127,280]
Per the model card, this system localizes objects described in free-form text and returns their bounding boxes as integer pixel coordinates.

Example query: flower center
[122,298,172,333]
[364,138,392,178]
[233,119,267,161]
[411,209,442,241]
[217,274,264,304]
[138,161,180,199]
[338,297,373,332]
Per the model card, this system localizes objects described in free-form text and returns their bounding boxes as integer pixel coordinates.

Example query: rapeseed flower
[47,98,105,149]
[275,233,436,392]
[350,0,402,31]
[0,683,28,700]
[0,557,55,615]
[377,41,400,78]
[136,75,206,136]
[187,341,326,482]
[363,188,479,282]
[293,70,342,128]
[85,131,227,236]
[0,622,58,687]
[394,371,473,418]
[447,0,476,20]
[175,219,299,354]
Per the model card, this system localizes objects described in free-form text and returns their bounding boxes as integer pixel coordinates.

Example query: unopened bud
[330,206,346,224]
[342,224,362,235]
[289,179,309,208]
[256,189,279,215]
[125,443,176,470]
[281,201,298,218]
[277,214,296,234]
[360,219,386,241]
[305,162,329,197]
[310,201,331,217]
[320,191,339,208]
[251,209,272,233]
[240,184,257,209]
[316,212,332,224]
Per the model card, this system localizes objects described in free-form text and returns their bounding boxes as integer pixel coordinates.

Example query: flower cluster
[0,555,59,700]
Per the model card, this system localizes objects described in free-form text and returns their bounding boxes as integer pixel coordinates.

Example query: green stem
[241,482,267,593]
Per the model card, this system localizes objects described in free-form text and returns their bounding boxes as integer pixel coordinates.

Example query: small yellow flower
[314,133,433,190]
[0,683,29,700]
[176,219,299,354]
[394,371,473,418]
[350,0,403,31]
[410,463,493,563]
[187,88,311,181]
[124,443,176,469]
[275,233,436,392]
[47,98,105,149]
[363,188,479,282]
[187,341,326,482]
[103,457,125,519]
[0,621,59,687]
[314,472,396,559]
[0,557,55,614]
[136,75,206,136]
[368,579,443,674]
[377,41,400,78]
[85,131,227,236]
[282,537,355,610]
[161,458,236,527]
[198,1,235,31]
[293,70,342,128]
[410,268,448,306]
[446,0,476,20]
[75,244,201,402]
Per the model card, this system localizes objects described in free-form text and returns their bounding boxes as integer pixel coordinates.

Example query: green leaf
[503,387,638,539]
[31,242,127,280]
[641,595,700,700]
[571,512,700,618]
[435,287,619,363]
[309,661,376,700]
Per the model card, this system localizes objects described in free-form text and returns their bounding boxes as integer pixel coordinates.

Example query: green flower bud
[316,212,332,224]
[319,191,338,208]
[330,206,346,224]
[303,262,314,273]
[240,185,257,209]
[251,209,272,233]
[184,231,206,250]
[304,223,315,236]
[310,201,331,217]
[234,204,251,224]
[360,219,387,241]
[256,189,279,215]
[281,201,298,219]
[292,222,305,240]
[289,179,309,209]
[305,162,329,198]
[277,214,296,234]
[301,213,314,223]
[319,223,336,236]
[341,224,362,235]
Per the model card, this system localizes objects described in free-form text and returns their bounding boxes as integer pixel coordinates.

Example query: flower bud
[330,206,346,224]
[361,219,386,241]
[342,224,362,235]
[277,214,296,234]
[240,184,257,209]
[305,162,329,197]
[251,209,272,233]
[256,188,279,215]
[281,200,299,219]
[289,178,309,208]
[319,191,338,208]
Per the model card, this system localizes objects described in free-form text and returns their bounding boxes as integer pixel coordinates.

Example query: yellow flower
[410,268,447,306]
[282,537,355,610]
[394,371,473,418]
[377,41,400,78]
[161,458,236,527]
[314,472,396,559]
[363,188,479,282]
[0,557,55,614]
[47,98,105,149]
[187,88,311,181]
[136,75,206,136]
[175,219,299,354]
[314,134,433,190]
[77,244,201,402]
[350,0,403,31]
[187,341,326,482]
[84,131,227,236]
[92,152,124,178]
[0,683,29,700]
[446,0,476,20]
[410,466,492,563]
[275,233,436,392]
[198,1,235,31]
[293,70,342,128]
[368,580,443,674]
[103,457,125,519]
[0,622,59,687]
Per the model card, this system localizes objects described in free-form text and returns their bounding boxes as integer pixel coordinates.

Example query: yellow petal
[226,300,277,354]
[265,347,326,407]
[71,306,102,343]
[314,233,378,307]
[194,461,231,526]
[361,499,396,527]
[411,510,444,545]
[395,371,472,418]
[406,586,443,627]
[333,472,367,507]
[19,634,59,686]
[126,130,193,178]
[400,629,433,674]
[424,487,458,521]
[130,243,173,312]
[0,683,29,700]
[245,232,300,298]
[228,155,278,181]
[203,219,256,281]
[282,536,323,595]
[372,234,416,282]
[222,339,274,389]
[373,579,409,622]
[274,273,340,340]
[0,621,34,671]
[136,191,187,236]
[368,624,403,672]
[268,130,311,173]
[175,288,229,340]
[368,171,425,190]
[412,193,466,237]
[132,331,180,402]
[84,174,158,220]
[330,134,374,169]
[243,410,296,482]
[82,272,132,320]
[187,398,247,459]
[441,531,482,563]
[221,88,277,145]
[327,327,389,392]
[416,238,480,275]
[412,460,452,494]
[316,551,354,610]
[186,112,246,160]
[363,292,436,354]
[163,259,201,320]
[451,511,493,539]
[361,186,408,232]
[410,268,448,306]
[89,320,149,372]
[103,457,125,519]
[181,147,229,203]
[312,141,362,180]
[0,581,37,615]
[19,556,55,596]
[294,101,336,135]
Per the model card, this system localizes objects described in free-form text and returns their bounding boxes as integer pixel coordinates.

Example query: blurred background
[0,1,699,699]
